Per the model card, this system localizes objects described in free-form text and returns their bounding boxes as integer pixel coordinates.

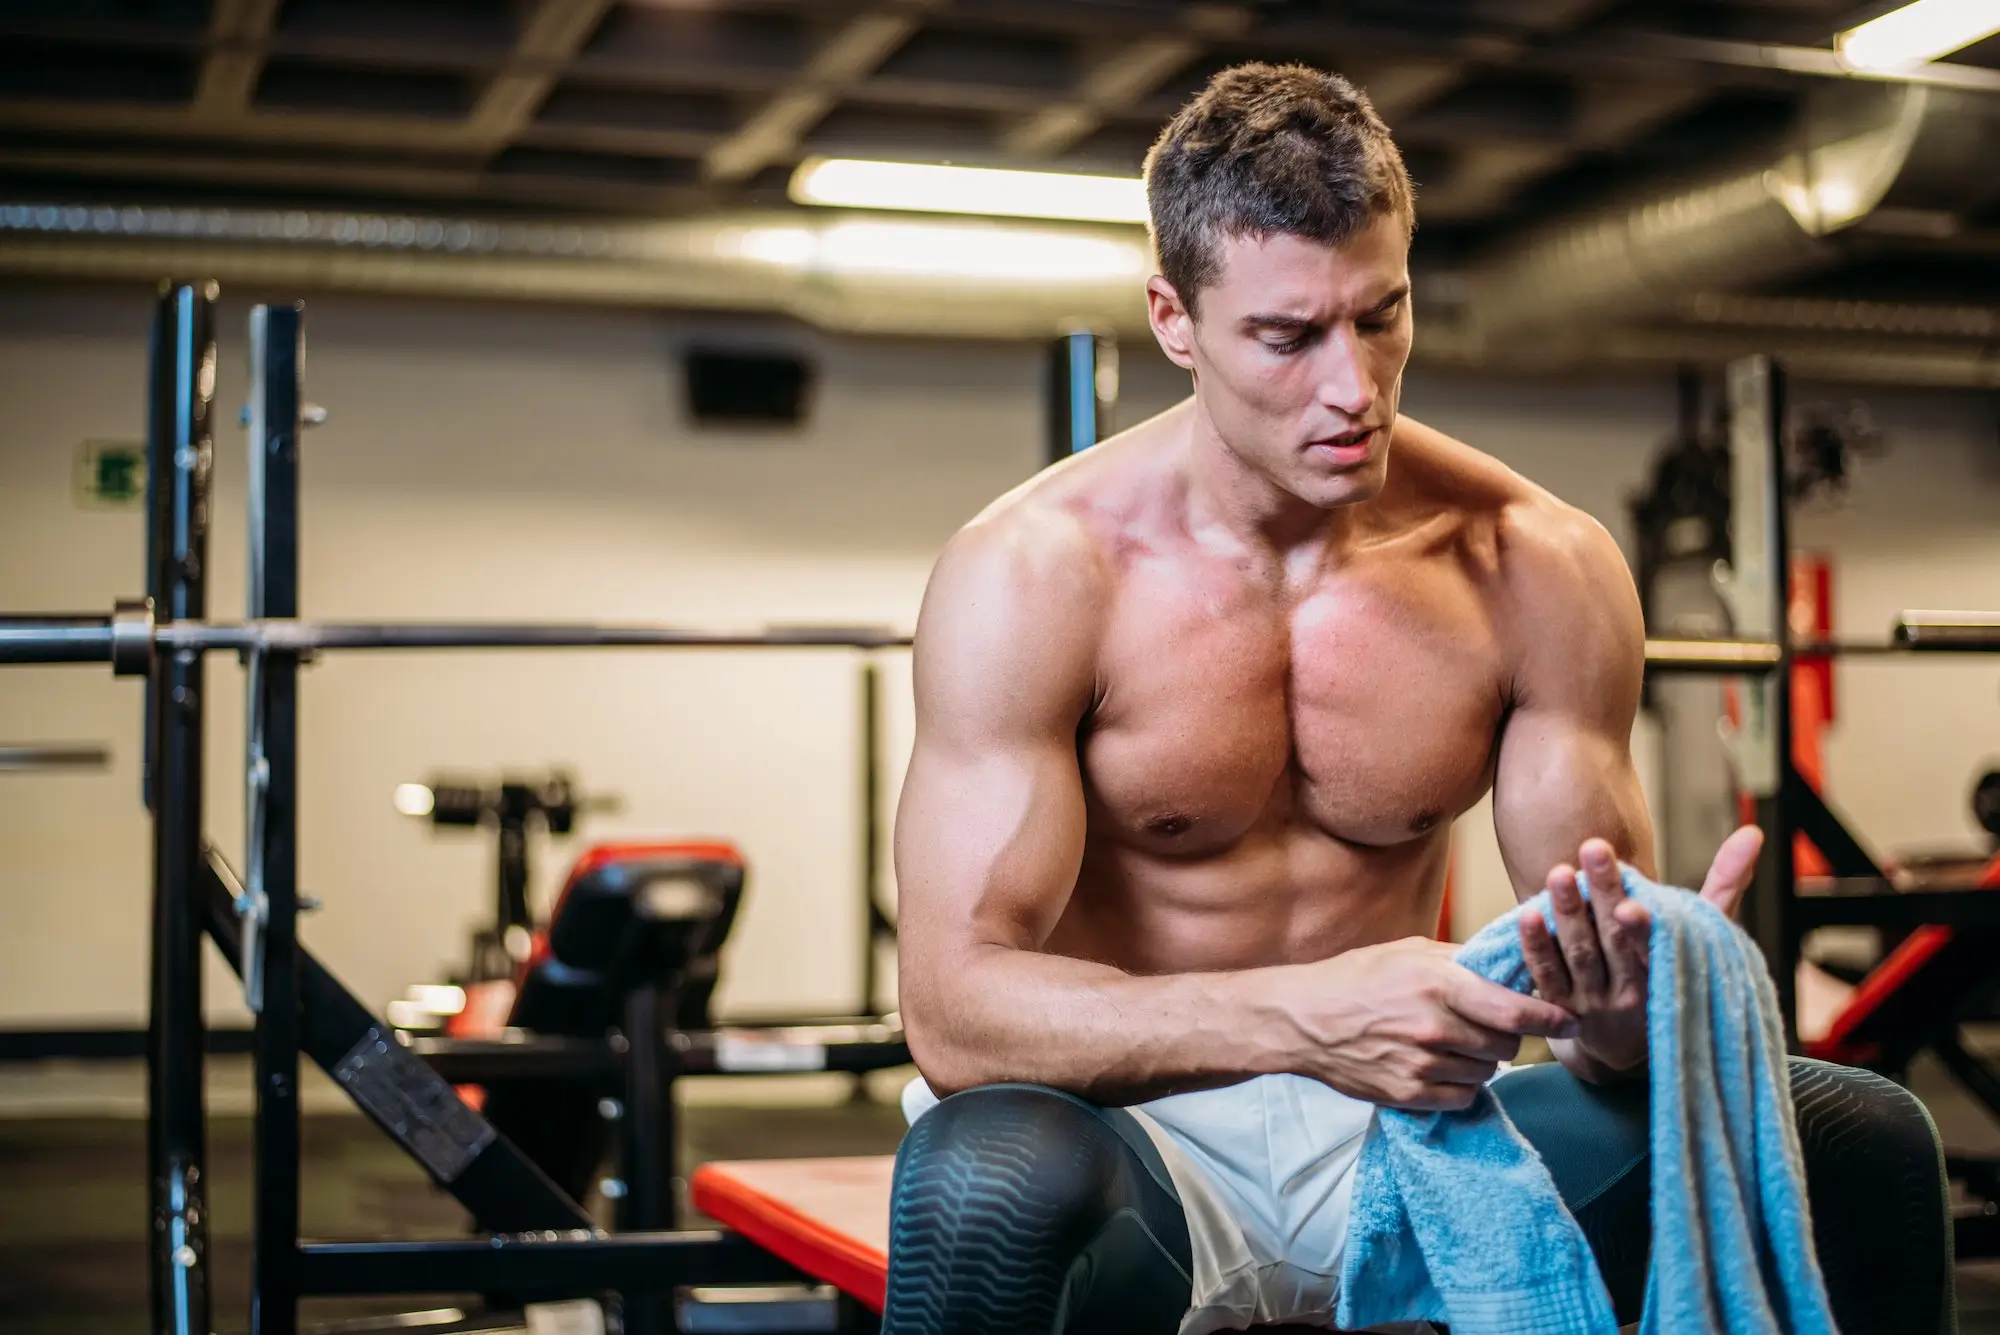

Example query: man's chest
[1081,553,1511,852]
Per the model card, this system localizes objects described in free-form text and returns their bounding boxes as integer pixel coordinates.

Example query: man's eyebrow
[1365,284,1412,314]
[1239,286,1409,329]
[1240,313,1314,331]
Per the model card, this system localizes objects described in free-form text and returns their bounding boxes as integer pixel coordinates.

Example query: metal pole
[619,982,674,1334]
[247,303,304,1335]
[860,658,882,1018]
[1721,355,1799,1039]
[1045,331,1114,465]
[147,279,216,1335]
[0,618,914,662]
[1895,612,2000,651]
[0,744,110,771]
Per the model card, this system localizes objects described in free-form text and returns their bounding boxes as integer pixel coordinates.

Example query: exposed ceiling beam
[1360,58,1472,123]
[515,123,725,159]
[193,0,281,117]
[999,3,1251,160]
[1587,31,2000,95]
[0,145,713,214]
[464,0,618,151]
[1416,81,1708,220]
[0,147,487,201]
[703,1,936,184]
[0,101,486,154]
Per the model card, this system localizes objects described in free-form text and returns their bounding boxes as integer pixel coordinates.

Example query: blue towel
[1334,868,1838,1335]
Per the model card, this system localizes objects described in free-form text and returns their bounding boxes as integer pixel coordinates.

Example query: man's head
[1143,64,1416,510]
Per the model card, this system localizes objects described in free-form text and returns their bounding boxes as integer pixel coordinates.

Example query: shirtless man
[886,64,1948,1335]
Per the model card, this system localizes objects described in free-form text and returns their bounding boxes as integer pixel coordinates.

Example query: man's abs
[1044,824,1456,975]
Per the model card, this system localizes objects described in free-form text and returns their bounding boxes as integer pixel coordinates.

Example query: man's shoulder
[1395,417,1624,600]
[937,408,1182,606]
[926,484,1113,645]
[946,483,1105,589]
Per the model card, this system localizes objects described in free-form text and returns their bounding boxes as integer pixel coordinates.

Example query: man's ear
[1146,276,1197,371]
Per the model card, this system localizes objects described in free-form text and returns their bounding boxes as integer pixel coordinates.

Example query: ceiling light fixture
[1836,0,2000,71]
[718,218,1149,282]
[789,157,1150,225]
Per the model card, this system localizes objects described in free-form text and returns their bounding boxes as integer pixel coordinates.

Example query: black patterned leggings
[882,1059,1953,1334]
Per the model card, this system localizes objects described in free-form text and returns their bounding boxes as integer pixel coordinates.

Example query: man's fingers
[1700,825,1765,918]
[1385,1084,1483,1113]
[1577,839,1650,999]
[1519,911,1572,1006]
[1546,864,1608,997]
[1424,1008,1522,1063]
[1579,838,1625,915]
[1421,1054,1502,1086]
[1447,970,1579,1039]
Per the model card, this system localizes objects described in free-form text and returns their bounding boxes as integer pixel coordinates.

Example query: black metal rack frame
[1713,359,2000,1031]
[130,289,908,1335]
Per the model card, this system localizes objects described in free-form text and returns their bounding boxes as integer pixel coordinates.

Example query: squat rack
[4,284,914,1335]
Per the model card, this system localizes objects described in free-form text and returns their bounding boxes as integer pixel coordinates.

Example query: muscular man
[888,65,1949,1334]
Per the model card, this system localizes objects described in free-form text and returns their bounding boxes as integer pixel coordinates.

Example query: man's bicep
[894,521,1099,959]
[895,731,1088,955]
[1491,507,1654,895]
[1491,710,1652,898]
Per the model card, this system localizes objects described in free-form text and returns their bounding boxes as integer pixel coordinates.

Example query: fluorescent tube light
[1837,0,2000,70]
[790,157,1149,225]
[719,219,1149,282]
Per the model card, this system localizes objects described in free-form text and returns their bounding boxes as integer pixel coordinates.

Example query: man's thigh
[1492,1056,1953,1335]
[1489,1061,1652,1315]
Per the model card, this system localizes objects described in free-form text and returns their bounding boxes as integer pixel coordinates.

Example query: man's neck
[1178,397,1368,572]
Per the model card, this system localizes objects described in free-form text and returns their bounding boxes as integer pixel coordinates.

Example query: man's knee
[891,1085,1132,1254]
[1785,1056,1948,1225]
[1786,1058,1953,1335]
[1788,1056,1943,1169]
[886,1084,1190,1334]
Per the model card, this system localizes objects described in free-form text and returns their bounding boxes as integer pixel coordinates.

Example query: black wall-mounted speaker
[684,348,814,426]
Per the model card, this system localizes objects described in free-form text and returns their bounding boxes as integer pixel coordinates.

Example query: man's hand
[1518,825,1765,1076]
[1278,937,1581,1111]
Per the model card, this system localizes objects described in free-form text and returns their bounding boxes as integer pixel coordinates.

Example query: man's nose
[1315,327,1375,419]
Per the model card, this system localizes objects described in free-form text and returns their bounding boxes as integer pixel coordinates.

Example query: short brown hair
[1143,63,1414,314]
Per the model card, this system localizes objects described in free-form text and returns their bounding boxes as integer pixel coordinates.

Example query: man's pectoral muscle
[896,514,1578,1111]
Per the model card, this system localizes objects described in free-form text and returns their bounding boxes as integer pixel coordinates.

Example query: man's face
[1148,213,1413,510]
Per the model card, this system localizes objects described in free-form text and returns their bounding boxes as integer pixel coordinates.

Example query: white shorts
[901,1074,1440,1334]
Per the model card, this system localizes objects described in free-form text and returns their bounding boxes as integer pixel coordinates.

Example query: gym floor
[4,1051,2000,1335]
[0,1076,911,1335]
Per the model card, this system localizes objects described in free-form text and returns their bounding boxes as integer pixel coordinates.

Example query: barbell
[0,599,913,675]
[0,601,1994,677]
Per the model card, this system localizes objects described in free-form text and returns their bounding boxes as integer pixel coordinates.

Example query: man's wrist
[1218,965,1311,1080]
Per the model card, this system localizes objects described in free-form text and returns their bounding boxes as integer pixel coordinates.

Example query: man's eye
[1265,333,1311,354]
[1360,302,1404,333]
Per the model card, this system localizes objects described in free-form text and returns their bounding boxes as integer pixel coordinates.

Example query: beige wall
[1,283,1994,1031]
[0,285,1034,1026]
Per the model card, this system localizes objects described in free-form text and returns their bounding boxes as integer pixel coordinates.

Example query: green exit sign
[74,440,146,509]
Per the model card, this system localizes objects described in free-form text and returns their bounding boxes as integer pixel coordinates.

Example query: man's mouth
[1306,427,1377,462]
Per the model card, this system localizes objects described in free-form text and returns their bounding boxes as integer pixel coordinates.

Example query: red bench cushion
[690,1157,893,1313]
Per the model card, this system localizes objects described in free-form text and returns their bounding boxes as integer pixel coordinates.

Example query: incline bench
[409,840,910,1230]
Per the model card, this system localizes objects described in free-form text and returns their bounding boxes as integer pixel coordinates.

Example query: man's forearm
[907,943,1298,1104]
